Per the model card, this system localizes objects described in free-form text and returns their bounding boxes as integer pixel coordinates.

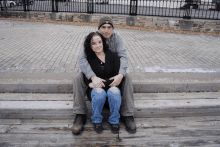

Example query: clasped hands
[89,74,123,88]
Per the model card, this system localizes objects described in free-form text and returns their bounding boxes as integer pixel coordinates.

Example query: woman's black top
[83,50,122,101]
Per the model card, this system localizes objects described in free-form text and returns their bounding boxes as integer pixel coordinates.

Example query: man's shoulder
[111,32,123,44]
[113,31,122,38]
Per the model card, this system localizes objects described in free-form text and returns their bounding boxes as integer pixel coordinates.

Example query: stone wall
[1,11,220,34]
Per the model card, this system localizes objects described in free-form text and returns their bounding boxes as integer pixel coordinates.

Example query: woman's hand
[91,76,106,88]
[109,74,123,87]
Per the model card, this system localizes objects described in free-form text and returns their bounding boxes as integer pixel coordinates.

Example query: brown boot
[71,114,87,135]
[121,116,136,133]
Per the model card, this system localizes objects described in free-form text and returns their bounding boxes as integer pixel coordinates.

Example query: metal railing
[1,0,220,19]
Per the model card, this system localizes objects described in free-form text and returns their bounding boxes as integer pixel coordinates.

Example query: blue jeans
[91,87,121,124]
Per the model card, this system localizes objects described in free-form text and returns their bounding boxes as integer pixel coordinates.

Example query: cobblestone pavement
[1,20,220,74]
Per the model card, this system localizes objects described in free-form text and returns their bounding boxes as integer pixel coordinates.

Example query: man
[71,15,136,135]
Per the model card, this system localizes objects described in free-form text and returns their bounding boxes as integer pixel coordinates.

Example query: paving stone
[0,20,220,74]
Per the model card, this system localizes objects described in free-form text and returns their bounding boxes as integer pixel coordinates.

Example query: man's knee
[124,73,132,83]
[74,72,84,84]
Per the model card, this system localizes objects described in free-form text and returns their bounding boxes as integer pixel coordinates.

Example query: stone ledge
[0,12,220,36]
[1,72,220,93]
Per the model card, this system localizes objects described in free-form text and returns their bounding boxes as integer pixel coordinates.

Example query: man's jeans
[91,87,121,124]
[73,72,134,117]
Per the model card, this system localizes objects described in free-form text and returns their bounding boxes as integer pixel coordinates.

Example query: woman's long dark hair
[84,32,109,60]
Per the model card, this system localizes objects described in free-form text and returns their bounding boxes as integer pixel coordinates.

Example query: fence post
[26,0,29,12]
[3,0,8,16]
[23,0,26,12]
[183,0,192,19]
[129,0,138,15]
[55,0,58,12]
[52,0,55,12]
[87,0,93,14]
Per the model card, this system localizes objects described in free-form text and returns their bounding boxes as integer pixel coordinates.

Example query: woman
[83,32,123,134]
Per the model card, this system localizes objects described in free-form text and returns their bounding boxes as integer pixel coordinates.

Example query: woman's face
[91,35,103,54]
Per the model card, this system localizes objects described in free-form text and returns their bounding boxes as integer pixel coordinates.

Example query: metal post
[23,0,26,12]
[52,0,55,12]
[87,0,93,14]
[55,0,58,12]
[129,0,138,15]
[2,0,8,17]
[183,0,192,19]
[26,0,29,12]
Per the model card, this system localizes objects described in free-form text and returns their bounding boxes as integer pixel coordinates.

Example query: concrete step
[1,92,220,119]
[1,72,220,93]
[1,116,220,146]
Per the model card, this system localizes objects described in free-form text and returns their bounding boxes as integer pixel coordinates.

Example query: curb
[1,72,220,93]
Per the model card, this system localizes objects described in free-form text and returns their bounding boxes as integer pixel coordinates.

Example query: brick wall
[1,11,220,34]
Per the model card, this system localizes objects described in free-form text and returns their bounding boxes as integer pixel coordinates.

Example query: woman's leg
[107,87,121,124]
[91,87,107,123]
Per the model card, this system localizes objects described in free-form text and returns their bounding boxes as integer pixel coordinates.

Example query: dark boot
[121,116,136,133]
[71,114,87,135]
[110,123,120,134]
[93,123,103,134]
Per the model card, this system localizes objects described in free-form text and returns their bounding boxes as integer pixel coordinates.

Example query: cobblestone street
[1,20,220,74]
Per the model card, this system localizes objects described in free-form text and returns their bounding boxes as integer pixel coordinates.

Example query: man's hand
[89,83,95,88]
[109,74,123,87]
[91,76,106,88]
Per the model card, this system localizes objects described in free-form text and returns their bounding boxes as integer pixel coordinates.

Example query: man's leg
[120,73,136,133]
[71,72,88,135]
[120,73,134,116]
[73,72,88,114]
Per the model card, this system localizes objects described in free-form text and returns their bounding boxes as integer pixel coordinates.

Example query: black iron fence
[1,0,220,19]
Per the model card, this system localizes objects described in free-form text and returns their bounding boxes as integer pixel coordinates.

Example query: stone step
[0,92,220,119]
[1,72,220,93]
[1,116,220,146]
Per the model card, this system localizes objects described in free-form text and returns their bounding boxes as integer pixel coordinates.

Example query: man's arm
[78,45,95,80]
[115,33,128,77]
[109,33,128,87]
[78,45,106,87]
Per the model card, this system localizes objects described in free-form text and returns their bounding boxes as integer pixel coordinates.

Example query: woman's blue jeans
[91,87,121,124]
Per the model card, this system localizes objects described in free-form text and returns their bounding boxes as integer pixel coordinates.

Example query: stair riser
[1,106,220,119]
[1,83,220,93]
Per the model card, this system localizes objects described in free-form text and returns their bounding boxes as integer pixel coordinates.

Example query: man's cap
[98,16,114,30]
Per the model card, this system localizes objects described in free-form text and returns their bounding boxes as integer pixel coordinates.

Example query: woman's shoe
[93,123,103,134]
[110,123,120,134]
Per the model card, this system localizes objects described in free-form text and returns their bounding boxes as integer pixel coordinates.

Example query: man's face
[99,24,113,39]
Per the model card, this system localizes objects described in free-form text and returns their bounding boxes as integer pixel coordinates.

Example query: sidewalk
[0,19,220,92]
[1,19,220,73]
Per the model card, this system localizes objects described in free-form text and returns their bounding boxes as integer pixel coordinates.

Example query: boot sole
[72,126,84,135]
[125,127,136,134]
